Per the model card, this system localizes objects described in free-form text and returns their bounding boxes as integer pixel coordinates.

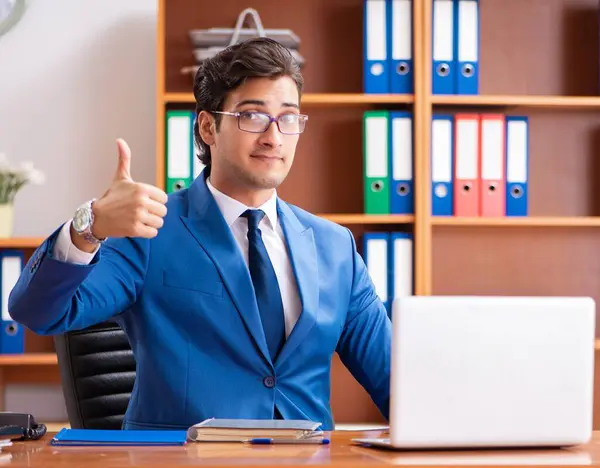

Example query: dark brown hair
[193,37,304,168]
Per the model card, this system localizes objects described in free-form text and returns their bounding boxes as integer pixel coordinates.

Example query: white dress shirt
[52,179,302,338]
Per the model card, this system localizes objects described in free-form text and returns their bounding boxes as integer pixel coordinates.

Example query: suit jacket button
[263,376,276,388]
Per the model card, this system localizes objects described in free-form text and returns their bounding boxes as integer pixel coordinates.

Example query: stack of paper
[187,418,323,443]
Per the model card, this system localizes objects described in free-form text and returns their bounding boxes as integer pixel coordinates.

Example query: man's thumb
[115,138,132,181]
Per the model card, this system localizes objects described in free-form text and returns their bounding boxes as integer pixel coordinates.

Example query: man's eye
[280,114,298,123]
[241,112,260,120]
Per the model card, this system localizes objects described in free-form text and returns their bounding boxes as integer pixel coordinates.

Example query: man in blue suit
[8,37,391,431]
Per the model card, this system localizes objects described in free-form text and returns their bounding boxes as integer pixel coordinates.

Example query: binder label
[392,118,412,181]
[392,0,411,61]
[366,238,388,303]
[482,120,504,180]
[456,119,478,179]
[366,117,388,178]
[458,0,478,63]
[507,121,528,183]
[433,0,454,64]
[367,0,387,63]
[167,115,192,179]
[432,119,452,183]
[1,256,21,321]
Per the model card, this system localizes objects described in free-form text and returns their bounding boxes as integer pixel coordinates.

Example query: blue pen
[248,438,330,445]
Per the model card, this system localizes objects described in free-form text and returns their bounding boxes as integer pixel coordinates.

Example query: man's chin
[242,167,288,189]
[227,161,289,191]
[249,173,286,190]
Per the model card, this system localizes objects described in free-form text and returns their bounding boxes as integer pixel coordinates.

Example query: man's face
[208,76,302,191]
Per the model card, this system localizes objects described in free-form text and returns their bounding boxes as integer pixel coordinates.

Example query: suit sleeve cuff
[52,219,99,265]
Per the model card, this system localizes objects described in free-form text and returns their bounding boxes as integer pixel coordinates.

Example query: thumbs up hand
[114,138,134,182]
[90,139,168,240]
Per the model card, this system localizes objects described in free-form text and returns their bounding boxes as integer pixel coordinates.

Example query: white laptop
[353,295,596,450]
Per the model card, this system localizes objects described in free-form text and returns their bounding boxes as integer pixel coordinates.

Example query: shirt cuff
[52,219,99,265]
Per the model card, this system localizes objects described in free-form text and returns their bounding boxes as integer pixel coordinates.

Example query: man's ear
[198,111,216,146]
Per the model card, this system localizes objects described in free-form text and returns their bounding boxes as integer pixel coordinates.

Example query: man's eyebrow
[282,102,300,110]
[234,99,265,108]
[234,99,300,110]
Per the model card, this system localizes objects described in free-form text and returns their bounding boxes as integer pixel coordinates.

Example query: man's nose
[258,120,282,147]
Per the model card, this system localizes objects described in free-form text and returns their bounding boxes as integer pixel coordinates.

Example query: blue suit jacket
[8,173,391,431]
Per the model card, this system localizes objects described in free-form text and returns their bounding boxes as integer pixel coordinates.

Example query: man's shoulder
[164,188,190,215]
[282,201,351,238]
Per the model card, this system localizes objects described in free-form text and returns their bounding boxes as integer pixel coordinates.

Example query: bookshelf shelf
[430,95,600,110]
[162,92,194,104]
[0,353,57,366]
[0,238,43,249]
[431,217,600,228]
[163,92,414,106]
[319,214,414,225]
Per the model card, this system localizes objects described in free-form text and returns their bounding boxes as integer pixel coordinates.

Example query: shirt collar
[206,177,278,230]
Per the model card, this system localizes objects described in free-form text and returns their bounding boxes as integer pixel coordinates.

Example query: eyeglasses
[211,110,308,135]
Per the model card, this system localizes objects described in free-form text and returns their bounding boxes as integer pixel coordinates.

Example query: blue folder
[50,428,187,446]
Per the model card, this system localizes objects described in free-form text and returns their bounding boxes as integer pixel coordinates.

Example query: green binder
[363,111,390,214]
[166,110,194,193]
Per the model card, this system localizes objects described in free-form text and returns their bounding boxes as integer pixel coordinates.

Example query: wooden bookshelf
[0,353,57,366]
[318,214,414,225]
[431,95,600,110]
[152,0,600,428]
[0,238,43,249]
[432,217,600,228]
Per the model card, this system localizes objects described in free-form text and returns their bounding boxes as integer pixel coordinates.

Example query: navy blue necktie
[242,209,285,361]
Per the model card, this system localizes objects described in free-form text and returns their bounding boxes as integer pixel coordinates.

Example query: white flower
[28,168,45,185]
[0,154,46,204]
[19,162,45,184]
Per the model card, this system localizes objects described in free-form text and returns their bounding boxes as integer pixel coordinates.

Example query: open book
[187,418,323,442]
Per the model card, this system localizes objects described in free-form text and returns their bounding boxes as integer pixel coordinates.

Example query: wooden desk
[2,430,600,467]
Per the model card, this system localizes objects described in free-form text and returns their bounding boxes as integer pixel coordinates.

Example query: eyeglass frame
[210,110,308,135]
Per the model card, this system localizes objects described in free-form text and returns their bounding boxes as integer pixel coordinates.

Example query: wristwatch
[72,199,106,245]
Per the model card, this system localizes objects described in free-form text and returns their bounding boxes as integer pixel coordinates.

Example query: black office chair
[54,319,136,429]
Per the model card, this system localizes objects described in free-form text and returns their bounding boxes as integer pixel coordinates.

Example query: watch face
[73,206,91,233]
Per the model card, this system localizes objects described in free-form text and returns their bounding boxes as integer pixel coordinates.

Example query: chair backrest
[53,319,136,429]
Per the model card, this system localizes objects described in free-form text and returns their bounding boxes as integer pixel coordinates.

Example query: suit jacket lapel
[180,174,272,368]
[275,200,319,367]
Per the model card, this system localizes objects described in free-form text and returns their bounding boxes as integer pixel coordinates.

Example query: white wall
[0,0,157,420]
[0,0,157,237]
